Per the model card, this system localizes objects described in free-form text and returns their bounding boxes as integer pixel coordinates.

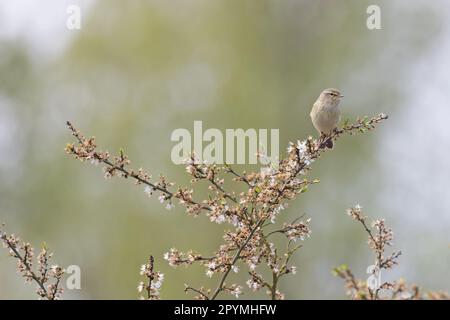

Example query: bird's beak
[339,94,344,98]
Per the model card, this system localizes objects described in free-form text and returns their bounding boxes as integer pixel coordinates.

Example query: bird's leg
[318,132,326,145]
[319,132,326,140]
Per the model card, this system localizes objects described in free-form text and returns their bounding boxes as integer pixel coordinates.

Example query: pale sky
[0,0,94,58]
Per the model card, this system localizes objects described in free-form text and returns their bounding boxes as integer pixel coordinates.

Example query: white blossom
[246,279,261,291]
[165,203,174,210]
[140,264,146,275]
[232,286,242,298]
[290,266,297,274]
[137,281,144,293]
[144,186,153,196]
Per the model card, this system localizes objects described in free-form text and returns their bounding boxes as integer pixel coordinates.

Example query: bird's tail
[325,139,333,149]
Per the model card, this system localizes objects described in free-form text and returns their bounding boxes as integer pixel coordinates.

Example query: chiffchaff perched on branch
[310,88,344,149]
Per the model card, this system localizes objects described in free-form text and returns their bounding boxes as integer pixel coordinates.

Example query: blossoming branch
[138,255,164,300]
[1,224,65,300]
[333,206,449,300]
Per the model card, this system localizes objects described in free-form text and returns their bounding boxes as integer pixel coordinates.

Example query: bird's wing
[310,102,319,117]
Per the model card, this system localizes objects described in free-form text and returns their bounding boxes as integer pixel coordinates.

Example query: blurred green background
[1,0,449,299]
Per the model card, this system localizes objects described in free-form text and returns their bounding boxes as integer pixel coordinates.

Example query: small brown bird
[310,88,343,149]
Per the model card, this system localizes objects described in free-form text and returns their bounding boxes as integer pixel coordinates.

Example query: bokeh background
[1,0,449,299]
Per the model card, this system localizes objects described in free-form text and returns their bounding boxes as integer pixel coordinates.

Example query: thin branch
[224,164,254,188]
[1,237,48,297]
[184,286,209,300]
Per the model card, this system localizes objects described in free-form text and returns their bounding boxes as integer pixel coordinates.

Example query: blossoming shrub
[63,115,388,300]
